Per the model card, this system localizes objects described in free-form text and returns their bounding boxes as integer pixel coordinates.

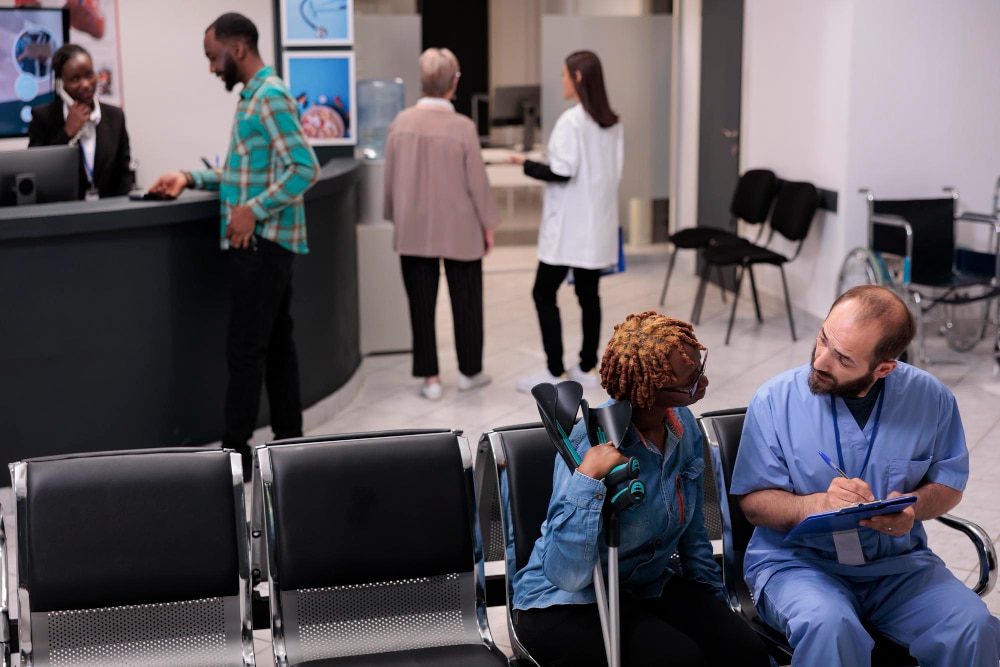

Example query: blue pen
[819,451,849,479]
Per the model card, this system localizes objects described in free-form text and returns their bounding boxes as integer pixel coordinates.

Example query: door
[697,0,743,243]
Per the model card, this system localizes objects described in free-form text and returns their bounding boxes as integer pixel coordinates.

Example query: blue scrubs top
[730,363,968,602]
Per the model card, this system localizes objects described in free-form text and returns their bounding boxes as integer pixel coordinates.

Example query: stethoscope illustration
[300,0,347,38]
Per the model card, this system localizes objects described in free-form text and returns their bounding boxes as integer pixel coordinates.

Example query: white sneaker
[458,372,492,391]
[515,368,564,394]
[568,364,600,389]
[419,381,443,400]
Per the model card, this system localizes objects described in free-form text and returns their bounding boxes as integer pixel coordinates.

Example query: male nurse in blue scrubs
[731,285,1000,667]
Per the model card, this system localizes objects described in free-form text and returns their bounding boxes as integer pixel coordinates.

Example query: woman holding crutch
[511,311,769,666]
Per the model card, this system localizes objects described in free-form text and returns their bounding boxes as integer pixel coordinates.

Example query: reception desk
[0,159,361,464]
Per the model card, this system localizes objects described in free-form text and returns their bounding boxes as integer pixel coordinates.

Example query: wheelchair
[836,181,1000,367]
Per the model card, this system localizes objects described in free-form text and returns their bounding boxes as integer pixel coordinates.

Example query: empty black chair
[257,429,509,666]
[696,408,998,666]
[660,168,779,306]
[7,448,255,667]
[693,180,819,345]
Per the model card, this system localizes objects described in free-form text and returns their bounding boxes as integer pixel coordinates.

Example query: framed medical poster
[280,0,354,46]
[283,50,356,146]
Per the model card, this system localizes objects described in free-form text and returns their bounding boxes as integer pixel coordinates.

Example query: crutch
[531,382,642,667]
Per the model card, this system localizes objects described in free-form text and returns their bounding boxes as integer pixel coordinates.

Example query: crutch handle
[604,457,639,488]
[608,479,645,512]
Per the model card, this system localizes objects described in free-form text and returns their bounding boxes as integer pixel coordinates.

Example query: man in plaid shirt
[151,13,319,479]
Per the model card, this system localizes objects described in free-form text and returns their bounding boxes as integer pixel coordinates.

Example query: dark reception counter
[0,159,362,465]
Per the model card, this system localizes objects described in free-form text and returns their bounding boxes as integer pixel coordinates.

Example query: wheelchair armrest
[934,513,998,597]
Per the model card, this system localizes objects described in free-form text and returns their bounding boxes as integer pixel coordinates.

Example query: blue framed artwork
[283,51,356,146]
[280,0,353,46]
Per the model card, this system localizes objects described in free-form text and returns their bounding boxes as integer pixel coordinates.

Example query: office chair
[7,448,255,667]
[697,408,998,667]
[692,180,819,345]
[257,429,509,666]
[659,168,780,307]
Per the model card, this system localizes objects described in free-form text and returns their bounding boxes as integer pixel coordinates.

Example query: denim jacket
[512,402,724,609]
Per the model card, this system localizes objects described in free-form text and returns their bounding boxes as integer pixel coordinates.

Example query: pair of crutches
[531,381,644,667]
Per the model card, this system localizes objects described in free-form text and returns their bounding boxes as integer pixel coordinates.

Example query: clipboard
[781,495,917,544]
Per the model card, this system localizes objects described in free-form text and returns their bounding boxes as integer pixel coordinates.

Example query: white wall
[740,0,854,318]
[670,0,701,234]
[741,0,1000,320]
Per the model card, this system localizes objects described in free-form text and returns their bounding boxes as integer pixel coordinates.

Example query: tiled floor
[4,242,999,665]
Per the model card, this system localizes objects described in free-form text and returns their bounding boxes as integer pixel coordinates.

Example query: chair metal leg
[691,262,712,325]
[914,292,929,365]
[658,248,680,306]
[714,265,728,304]
[747,266,763,323]
[724,265,744,345]
[779,266,797,342]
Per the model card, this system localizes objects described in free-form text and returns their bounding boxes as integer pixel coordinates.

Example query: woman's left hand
[505,153,527,165]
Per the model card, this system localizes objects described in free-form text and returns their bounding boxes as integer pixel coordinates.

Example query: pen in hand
[819,451,849,479]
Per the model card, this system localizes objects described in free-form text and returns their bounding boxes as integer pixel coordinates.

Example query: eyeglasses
[662,350,708,398]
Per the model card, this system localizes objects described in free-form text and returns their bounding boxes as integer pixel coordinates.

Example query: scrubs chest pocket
[887,456,933,494]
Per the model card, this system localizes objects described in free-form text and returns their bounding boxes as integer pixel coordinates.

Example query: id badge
[85,187,100,202]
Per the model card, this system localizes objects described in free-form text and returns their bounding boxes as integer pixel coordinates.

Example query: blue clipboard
[781,495,917,544]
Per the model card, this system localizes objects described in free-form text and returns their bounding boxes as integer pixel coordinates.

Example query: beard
[223,53,240,92]
[808,346,877,398]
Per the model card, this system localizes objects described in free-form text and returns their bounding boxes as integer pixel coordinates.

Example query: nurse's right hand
[577,443,627,481]
[823,476,876,509]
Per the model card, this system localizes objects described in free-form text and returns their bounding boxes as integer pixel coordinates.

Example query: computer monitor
[492,85,541,148]
[0,145,80,206]
[0,7,70,138]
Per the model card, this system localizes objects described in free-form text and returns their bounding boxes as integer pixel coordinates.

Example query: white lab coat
[537,104,624,270]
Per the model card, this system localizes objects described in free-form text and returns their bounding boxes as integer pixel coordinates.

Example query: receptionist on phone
[28,43,133,199]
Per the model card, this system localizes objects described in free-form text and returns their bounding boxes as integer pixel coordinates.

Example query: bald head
[829,286,915,364]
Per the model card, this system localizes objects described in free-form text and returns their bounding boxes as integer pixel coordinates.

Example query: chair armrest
[935,513,998,597]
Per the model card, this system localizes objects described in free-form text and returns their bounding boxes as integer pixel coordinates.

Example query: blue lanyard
[80,143,95,187]
[831,383,886,479]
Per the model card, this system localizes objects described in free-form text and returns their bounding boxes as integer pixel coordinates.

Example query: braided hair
[599,310,705,409]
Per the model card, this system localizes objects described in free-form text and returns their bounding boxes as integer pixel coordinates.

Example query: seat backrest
[11,448,252,667]
[259,430,494,664]
[872,197,956,286]
[770,181,819,243]
[731,169,780,225]
[699,436,724,542]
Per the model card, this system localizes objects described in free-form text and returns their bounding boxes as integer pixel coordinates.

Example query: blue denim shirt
[512,402,724,609]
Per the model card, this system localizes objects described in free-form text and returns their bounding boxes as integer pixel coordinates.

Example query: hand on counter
[226,205,257,248]
[148,172,189,199]
[505,154,527,166]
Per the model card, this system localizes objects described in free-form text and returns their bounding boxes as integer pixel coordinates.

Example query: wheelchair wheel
[937,298,991,353]
[836,247,884,297]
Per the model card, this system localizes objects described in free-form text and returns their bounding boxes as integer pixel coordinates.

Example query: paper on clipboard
[781,495,917,544]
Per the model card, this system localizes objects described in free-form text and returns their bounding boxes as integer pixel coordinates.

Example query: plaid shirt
[189,66,319,254]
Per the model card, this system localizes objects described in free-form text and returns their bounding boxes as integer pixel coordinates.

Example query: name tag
[832,529,865,565]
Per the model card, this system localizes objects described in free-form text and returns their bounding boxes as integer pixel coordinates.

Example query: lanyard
[831,384,886,479]
[79,143,95,187]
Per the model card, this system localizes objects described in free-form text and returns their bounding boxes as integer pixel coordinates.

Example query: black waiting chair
[696,408,998,666]
[479,424,555,667]
[256,429,509,666]
[692,180,819,345]
[6,448,255,667]
[660,168,780,307]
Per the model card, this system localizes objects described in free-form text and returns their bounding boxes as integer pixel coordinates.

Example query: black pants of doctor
[513,577,770,667]
[400,255,484,378]
[532,261,602,377]
[222,236,303,469]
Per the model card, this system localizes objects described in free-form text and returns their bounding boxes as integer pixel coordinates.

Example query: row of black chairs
[1,417,995,667]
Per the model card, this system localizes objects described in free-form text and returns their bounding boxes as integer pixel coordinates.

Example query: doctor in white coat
[509,49,624,393]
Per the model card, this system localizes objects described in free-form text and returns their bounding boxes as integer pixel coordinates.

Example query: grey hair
[419,48,459,98]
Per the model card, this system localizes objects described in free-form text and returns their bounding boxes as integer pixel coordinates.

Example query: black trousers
[513,577,770,667]
[400,255,484,378]
[222,236,302,454]
[532,261,602,377]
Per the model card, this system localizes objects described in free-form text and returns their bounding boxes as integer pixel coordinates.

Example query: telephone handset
[55,79,85,147]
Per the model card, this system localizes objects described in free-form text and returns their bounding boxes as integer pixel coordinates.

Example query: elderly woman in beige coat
[384,48,501,400]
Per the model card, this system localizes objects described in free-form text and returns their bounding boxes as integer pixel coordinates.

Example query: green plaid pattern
[189,66,319,254]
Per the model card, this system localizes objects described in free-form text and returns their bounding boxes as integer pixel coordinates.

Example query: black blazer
[27,101,134,199]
